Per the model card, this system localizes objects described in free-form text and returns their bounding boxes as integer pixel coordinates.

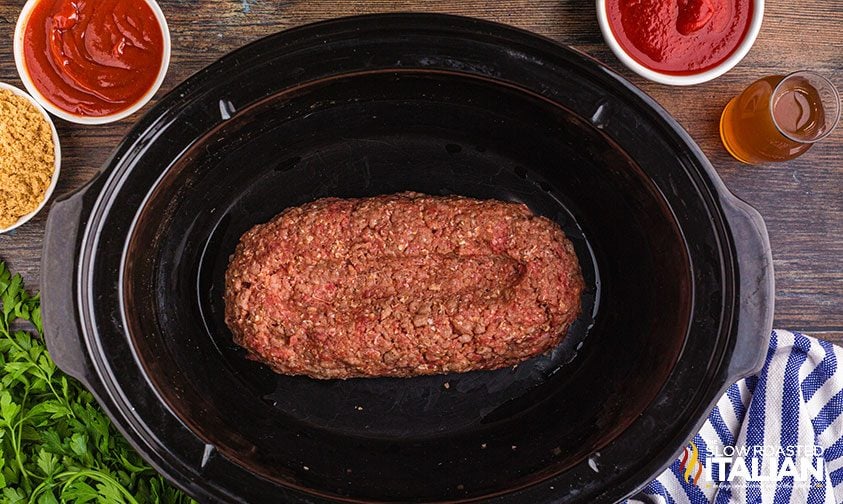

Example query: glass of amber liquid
[720,71,840,164]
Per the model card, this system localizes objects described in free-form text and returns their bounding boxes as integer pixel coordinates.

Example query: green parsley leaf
[60,480,97,503]
[0,262,196,503]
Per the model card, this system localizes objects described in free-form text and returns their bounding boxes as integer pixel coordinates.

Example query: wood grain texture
[0,0,840,343]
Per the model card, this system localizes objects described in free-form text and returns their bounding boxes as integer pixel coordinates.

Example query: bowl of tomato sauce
[13,0,171,124]
[597,0,763,85]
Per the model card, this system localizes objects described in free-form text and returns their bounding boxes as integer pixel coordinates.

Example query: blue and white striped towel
[628,330,843,504]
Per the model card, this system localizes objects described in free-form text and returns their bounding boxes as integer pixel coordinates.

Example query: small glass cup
[720,71,840,164]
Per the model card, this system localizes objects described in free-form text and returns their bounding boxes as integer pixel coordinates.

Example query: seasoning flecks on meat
[224,192,584,379]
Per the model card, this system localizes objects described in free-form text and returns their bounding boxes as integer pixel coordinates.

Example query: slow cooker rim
[48,13,769,504]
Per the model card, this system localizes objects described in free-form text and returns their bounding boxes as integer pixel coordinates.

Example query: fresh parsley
[0,262,195,504]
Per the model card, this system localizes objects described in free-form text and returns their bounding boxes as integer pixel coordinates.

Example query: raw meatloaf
[224,192,584,379]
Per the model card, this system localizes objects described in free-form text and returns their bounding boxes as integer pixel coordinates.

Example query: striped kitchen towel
[629,330,843,504]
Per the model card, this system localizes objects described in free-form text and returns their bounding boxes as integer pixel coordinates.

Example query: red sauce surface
[606,0,753,74]
[23,0,164,117]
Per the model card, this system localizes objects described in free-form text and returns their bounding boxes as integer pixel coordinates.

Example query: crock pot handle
[723,196,775,379]
[41,177,102,390]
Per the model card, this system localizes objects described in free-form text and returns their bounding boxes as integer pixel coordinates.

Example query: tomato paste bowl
[40,14,773,503]
[0,82,61,234]
[596,0,764,85]
[12,0,171,125]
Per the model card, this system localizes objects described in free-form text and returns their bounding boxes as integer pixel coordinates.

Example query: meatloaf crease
[224,192,584,379]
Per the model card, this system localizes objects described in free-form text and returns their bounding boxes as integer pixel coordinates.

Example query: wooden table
[1,1,841,342]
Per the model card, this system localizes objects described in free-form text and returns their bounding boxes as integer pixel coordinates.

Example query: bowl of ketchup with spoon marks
[597,0,763,85]
[14,0,171,124]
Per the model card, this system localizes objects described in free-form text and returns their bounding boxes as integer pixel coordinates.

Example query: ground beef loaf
[224,192,584,379]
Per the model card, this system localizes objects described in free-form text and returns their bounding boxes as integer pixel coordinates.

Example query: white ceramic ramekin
[596,0,764,85]
[13,0,171,124]
[0,82,61,233]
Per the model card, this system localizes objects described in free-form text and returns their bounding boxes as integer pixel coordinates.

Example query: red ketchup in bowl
[606,0,754,75]
[22,0,164,117]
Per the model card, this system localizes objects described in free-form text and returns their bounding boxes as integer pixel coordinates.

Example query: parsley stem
[10,392,35,490]
[1,263,195,503]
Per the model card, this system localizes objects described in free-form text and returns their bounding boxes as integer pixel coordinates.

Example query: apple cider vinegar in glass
[720,71,840,164]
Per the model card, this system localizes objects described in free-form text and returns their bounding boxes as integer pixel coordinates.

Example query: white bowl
[13,0,171,124]
[0,82,61,234]
[596,0,764,85]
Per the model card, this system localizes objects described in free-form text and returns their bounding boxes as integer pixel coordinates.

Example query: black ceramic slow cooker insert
[41,14,774,504]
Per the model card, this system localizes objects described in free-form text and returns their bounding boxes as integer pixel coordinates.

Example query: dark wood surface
[1,1,841,341]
